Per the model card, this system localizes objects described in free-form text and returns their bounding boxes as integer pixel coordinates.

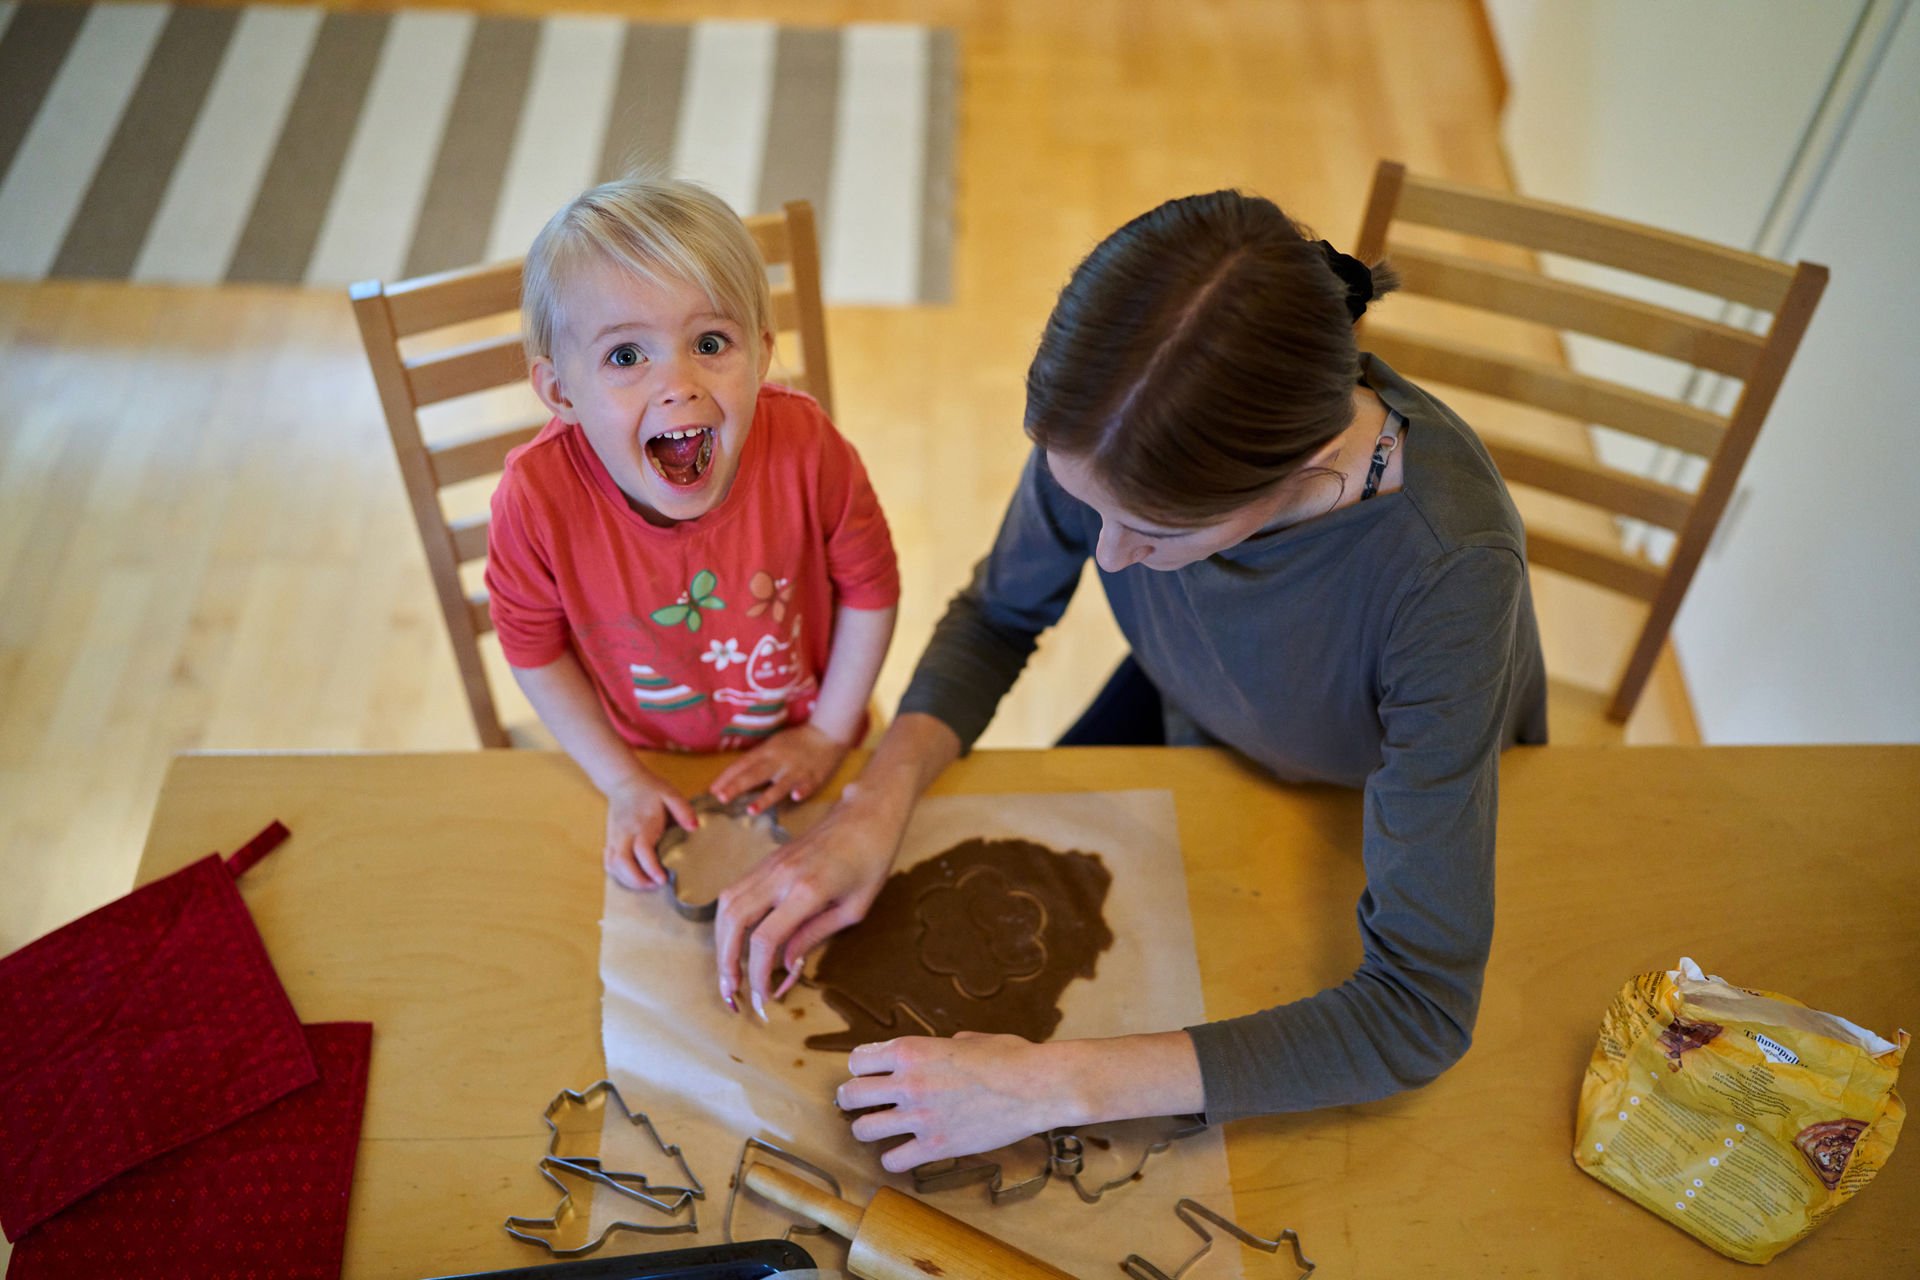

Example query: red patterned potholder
[0,823,317,1241]
[6,1021,372,1279]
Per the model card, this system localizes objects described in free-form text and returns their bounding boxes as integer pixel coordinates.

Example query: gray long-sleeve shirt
[898,355,1549,1122]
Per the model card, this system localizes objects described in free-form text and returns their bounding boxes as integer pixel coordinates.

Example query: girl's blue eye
[608,344,641,368]
[695,332,729,357]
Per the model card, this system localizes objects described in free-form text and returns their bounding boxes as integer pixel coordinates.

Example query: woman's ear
[530,355,579,424]
[757,330,775,381]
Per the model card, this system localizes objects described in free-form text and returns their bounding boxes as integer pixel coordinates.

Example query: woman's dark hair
[1024,190,1399,525]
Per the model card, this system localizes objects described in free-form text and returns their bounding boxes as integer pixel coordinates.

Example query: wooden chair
[1353,160,1826,724]
[350,201,833,748]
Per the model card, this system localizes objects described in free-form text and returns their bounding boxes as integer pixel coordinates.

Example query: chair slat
[771,287,802,334]
[367,261,522,338]
[748,214,791,264]
[1387,243,1765,378]
[1396,174,1796,312]
[1364,325,1726,457]
[469,590,494,636]
[1486,439,1694,532]
[1526,529,1664,601]
[429,422,543,487]
[405,335,529,408]
[448,513,490,564]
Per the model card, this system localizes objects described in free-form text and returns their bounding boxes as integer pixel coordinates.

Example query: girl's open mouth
[644,427,715,488]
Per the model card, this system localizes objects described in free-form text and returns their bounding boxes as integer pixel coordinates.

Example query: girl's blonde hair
[522,173,772,363]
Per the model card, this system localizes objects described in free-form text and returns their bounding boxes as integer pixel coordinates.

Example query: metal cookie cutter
[723,1136,841,1248]
[504,1080,705,1257]
[912,1115,1208,1205]
[657,791,791,922]
[1121,1198,1315,1280]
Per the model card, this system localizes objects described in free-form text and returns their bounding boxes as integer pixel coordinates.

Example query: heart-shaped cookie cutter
[657,790,792,923]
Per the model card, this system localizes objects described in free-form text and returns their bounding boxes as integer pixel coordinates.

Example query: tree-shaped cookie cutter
[912,1115,1208,1205]
[657,791,791,922]
[1121,1198,1314,1279]
[503,1079,705,1257]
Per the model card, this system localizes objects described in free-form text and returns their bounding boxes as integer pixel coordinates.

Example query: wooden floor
[0,0,1695,959]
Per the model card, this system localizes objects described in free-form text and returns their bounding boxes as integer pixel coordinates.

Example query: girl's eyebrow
[591,312,736,344]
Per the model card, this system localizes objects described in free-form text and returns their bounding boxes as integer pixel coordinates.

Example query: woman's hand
[710,723,850,813]
[836,1032,1074,1171]
[712,780,910,1016]
[603,772,698,891]
[836,1030,1206,1172]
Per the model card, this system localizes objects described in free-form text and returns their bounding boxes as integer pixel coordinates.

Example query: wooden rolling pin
[743,1161,1076,1280]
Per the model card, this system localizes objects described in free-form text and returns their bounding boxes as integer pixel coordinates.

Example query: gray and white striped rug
[0,3,957,302]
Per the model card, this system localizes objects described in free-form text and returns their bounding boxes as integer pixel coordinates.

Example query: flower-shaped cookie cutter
[657,791,791,923]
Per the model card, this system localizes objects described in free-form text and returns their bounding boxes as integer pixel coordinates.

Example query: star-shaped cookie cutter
[911,1115,1208,1205]
[1121,1198,1314,1279]
[503,1080,705,1257]
[657,791,791,922]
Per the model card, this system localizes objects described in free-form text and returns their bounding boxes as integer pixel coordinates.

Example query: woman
[710,189,1548,1171]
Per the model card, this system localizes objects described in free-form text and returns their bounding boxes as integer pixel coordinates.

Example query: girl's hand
[712,780,908,1016]
[836,1032,1070,1171]
[711,722,851,813]
[604,772,699,891]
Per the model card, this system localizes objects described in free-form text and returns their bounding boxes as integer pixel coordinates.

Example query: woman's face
[1046,450,1289,572]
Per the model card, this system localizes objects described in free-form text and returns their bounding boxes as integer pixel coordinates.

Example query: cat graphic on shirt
[714,615,818,743]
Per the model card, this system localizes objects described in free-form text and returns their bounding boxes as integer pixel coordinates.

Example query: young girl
[711,189,1548,1157]
[486,176,898,906]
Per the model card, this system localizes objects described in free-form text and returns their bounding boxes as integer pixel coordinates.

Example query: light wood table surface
[135,746,1919,1278]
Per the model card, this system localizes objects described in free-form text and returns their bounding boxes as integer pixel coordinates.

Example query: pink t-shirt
[485,384,899,750]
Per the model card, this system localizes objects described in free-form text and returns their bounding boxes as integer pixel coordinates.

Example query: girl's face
[1046,450,1292,572]
[532,265,772,526]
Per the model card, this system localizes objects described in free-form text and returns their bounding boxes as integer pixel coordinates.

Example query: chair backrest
[350,200,833,748]
[1353,160,1826,722]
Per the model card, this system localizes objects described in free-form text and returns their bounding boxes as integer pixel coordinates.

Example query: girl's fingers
[632,833,667,885]
[663,789,700,833]
[709,758,758,804]
[604,842,648,891]
[746,765,791,815]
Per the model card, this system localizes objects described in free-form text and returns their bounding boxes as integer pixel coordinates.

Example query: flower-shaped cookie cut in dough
[915,867,1050,999]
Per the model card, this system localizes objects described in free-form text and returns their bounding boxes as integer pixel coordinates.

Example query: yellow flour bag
[1574,958,1906,1264]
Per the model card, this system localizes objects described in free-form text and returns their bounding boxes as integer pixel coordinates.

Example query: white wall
[1486,0,1920,743]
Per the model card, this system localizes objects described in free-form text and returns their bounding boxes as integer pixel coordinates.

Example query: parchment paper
[591,790,1242,1278]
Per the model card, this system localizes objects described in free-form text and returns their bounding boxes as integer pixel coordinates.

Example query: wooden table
[135,746,1920,1277]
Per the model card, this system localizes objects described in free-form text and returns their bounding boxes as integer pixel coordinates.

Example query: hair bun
[1316,240,1374,321]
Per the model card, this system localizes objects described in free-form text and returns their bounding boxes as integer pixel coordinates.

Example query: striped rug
[0,3,957,303]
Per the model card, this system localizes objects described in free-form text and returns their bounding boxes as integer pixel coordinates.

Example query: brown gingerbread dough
[804,838,1114,1052]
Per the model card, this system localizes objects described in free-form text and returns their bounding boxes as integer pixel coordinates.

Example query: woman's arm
[837,1030,1205,1172]
[511,654,696,889]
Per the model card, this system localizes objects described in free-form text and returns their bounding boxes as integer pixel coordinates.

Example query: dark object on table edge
[426,1238,816,1279]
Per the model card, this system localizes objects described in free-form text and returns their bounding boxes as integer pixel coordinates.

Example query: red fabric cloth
[0,824,316,1241]
[6,1022,372,1279]
[485,383,900,750]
